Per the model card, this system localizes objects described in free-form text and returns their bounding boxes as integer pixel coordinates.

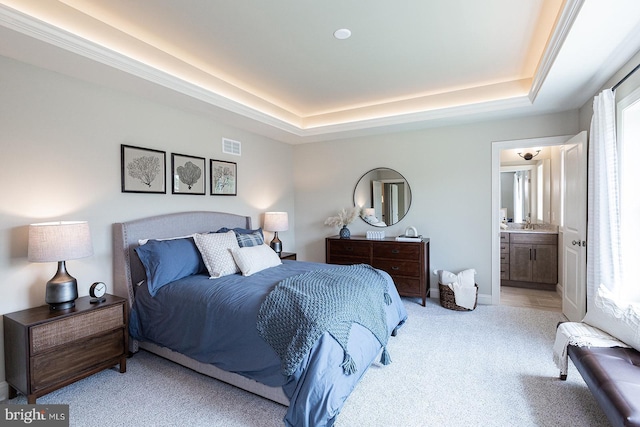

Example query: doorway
[491,135,575,307]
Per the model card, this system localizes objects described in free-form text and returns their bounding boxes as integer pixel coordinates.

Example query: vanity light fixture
[517,150,541,161]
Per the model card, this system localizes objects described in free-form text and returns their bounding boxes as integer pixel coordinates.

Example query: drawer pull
[391,266,400,270]
[391,249,400,254]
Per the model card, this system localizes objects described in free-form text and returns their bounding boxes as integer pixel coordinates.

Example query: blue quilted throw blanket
[257,264,392,377]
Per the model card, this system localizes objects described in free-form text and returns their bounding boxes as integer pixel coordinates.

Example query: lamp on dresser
[27,221,93,310]
[263,212,288,255]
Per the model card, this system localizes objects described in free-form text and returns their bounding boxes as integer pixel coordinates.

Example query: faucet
[524,215,532,230]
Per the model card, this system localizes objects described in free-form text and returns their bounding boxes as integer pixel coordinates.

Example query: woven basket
[439,282,478,311]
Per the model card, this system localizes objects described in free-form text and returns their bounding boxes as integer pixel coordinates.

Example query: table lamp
[263,212,288,255]
[28,221,94,310]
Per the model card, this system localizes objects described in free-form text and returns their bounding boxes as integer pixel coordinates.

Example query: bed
[113,211,408,426]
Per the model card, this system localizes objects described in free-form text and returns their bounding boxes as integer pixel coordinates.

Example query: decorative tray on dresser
[326,236,430,306]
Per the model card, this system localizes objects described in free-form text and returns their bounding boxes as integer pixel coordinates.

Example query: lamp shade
[263,212,289,232]
[28,221,94,262]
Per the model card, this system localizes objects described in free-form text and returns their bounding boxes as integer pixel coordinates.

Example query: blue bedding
[129,260,407,426]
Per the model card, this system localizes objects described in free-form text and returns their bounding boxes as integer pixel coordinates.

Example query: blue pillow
[216,227,264,247]
[134,237,205,296]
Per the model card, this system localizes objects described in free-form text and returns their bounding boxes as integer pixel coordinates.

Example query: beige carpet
[1,298,609,426]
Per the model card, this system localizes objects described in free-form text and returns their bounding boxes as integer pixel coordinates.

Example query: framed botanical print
[210,159,237,196]
[121,144,166,193]
[171,153,205,195]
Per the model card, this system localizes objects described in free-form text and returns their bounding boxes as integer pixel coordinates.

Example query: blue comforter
[129,260,408,426]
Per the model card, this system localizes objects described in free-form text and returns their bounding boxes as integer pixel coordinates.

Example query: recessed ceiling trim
[0,3,307,133]
[1,1,606,143]
[528,0,584,103]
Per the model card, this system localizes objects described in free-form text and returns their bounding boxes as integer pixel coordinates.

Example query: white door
[562,131,588,321]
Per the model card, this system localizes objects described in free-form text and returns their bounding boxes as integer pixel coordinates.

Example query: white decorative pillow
[231,244,282,276]
[193,231,240,278]
[582,284,640,351]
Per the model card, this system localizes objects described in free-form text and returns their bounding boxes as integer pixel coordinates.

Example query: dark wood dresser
[3,294,128,403]
[326,236,430,306]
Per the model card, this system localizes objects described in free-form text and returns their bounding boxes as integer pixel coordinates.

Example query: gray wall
[292,112,579,298]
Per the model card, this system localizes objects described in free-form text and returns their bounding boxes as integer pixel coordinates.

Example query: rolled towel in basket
[446,269,477,310]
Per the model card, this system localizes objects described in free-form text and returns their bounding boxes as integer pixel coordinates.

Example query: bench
[564,344,640,426]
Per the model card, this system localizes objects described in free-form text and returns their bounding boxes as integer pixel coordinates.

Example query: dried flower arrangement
[324,207,361,228]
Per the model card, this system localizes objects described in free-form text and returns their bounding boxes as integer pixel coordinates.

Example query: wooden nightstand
[279,252,297,260]
[3,294,128,403]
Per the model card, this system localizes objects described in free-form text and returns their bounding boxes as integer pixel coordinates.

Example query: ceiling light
[333,29,351,40]
[517,150,541,161]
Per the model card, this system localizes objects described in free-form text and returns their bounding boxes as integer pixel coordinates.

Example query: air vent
[222,138,241,156]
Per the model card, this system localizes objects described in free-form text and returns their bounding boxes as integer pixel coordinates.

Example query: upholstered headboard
[112,211,252,310]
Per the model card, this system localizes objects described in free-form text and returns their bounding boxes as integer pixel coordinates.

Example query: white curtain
[587,89,623,307]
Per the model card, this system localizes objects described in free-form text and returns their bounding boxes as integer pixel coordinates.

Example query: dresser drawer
[372,259,420,277]
[31,305,124,355]
[391,277,421,296]
[327,240,371,259]
[31,329,125,391]
[373,243,420,260]
[328,256,369,266]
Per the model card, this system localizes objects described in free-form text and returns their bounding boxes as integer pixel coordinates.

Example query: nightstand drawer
[31,305,124,354]
[31,329,125,391]
[373,244,420,259]
[372,259,420,277]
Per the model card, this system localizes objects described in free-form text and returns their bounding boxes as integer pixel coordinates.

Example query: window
[617,87,640,301]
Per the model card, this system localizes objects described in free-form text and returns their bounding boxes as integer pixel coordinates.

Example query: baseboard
[0,381,9,402]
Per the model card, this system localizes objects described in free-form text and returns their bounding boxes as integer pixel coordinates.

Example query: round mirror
[353,168,412,227]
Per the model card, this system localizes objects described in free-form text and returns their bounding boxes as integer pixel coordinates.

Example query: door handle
[572,240,586,247]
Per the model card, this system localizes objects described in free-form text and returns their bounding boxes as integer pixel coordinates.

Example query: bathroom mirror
[353,168,412,227]
[500,168,531,223]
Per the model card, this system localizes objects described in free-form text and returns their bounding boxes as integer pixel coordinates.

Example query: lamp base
[45,261,79,311]
[270,232,282,254]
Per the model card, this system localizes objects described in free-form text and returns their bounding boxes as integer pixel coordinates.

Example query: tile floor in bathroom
[500,286,562,312]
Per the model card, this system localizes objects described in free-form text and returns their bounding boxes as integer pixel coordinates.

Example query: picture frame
[121,144,166,193]
[171,153,205,195]
[210,159,237,196]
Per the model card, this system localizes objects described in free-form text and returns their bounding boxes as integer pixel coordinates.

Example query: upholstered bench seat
[568,345,640,427]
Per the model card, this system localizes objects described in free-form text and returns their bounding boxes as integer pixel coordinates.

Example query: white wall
[292,112,580,303]
[0,55,295,396]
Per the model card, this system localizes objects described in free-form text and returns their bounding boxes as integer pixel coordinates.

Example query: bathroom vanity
[500,230,558,290]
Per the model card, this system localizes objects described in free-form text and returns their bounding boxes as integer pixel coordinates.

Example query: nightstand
[279,252,297,260]
[3,294,128,403]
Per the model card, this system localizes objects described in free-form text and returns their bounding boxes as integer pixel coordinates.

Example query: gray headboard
[112,211,252,310]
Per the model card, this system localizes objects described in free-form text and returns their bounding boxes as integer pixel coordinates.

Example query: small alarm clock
[89,281,107,304]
